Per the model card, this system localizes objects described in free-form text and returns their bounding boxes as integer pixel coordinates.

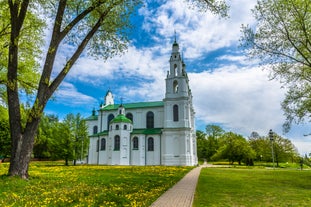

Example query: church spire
[174,30,177,43]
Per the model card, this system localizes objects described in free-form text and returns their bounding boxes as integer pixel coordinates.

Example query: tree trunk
[8,119,41,179]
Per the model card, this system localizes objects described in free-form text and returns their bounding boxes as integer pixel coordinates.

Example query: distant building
[85,40,197,166]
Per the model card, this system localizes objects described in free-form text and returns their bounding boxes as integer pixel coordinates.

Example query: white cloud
[140,0,257,59]
[189,65,286,136]
[68,45,168,85]
[53,82,96,106]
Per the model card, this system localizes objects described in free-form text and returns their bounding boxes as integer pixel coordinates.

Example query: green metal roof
[89,130,109,137]
[101,101,164,111]
[110,114,132,124]
[85,115,98,121]
[132,128,162,135]
[89,128,162,137]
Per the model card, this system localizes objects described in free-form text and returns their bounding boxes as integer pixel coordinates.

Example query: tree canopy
[241,0,311,132]
[0,1,43,100]
[213,132,255,165]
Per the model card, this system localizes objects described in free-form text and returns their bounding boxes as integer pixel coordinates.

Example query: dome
[110,114,132,124]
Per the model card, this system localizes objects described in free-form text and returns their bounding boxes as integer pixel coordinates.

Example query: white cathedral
[85,40,197,166]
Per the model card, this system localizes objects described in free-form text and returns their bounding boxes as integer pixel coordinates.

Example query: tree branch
[49,2,118,97]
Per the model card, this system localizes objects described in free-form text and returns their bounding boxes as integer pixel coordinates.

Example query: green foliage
[33,113,89,165]
[0,119,10,160]
[196,130,208,159]
[213,132,255,165]
[186,0,229,18]
[34,114,59,159]
[249,132,299,166]
[205,124,225,138]
[198,126,300,167]
[46,113,89,165]
[0,106,9,159]
[0,1,44,100]
[0,162,191,206]
[249,135,271,161]
[194,168,311,206]
[50,122,74,165]
[196,125,224,161]
[272,133,300,166]
[241,0,311,132]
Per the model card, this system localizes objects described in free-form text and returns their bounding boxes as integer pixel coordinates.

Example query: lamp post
[269,129,275,169]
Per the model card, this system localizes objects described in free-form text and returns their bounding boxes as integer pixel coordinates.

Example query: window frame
[114,135,120,151]
[147,137,154,151]
[173,104,179,122]
[132,137,139,150]
[146,111,154,129]
[93,126,98,134]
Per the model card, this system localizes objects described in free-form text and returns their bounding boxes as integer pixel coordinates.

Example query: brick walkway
[149,165,204,207]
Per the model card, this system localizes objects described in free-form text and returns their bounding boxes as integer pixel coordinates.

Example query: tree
[205,125,223,160]
[248,133,271,162]
[196,125,224,161]
[33,114,59,159]
[241,0,311,132]
[196,130,208,159]
[48,113,89,166]
[205,124,225,138]
[63,113,89,165]
[213,132,255,165]
[272,133,299,167]
[5,0,139,178]
[4,0,230,178]
[249,132,299,166]
[50,122,73,166]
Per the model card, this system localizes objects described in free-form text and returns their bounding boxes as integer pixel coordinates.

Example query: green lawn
[0,162,191,207]
[194,167,311,207]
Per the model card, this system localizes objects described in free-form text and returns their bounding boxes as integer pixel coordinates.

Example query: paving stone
[150,165,205,207]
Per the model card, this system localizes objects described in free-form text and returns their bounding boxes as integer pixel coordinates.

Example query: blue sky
[44,0,311,155]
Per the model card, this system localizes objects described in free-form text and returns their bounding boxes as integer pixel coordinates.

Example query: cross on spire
[174,30,177,42]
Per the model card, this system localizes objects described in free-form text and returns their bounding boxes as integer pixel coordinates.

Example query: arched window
[173,80,178,93]
[147,137,154,151]
[100,138,106,151]
[107,114,114,130]
[174,64,178,76]
[133,137,139,150]
[124,124,127,130]
[116,124,119,130]
[146,111,154,129]
[126,113,133,122]
[93,126,98,134]
[173,104,179,122]
[114,135,120,151]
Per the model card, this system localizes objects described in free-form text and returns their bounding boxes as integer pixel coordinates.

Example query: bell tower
[165,39,189,99]
[162,38,197,166]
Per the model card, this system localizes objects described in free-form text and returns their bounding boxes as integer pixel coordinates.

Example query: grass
[0,162,192,207]
[193,167,311,207]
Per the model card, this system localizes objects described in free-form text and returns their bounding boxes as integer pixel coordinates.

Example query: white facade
[85,40,197,166]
